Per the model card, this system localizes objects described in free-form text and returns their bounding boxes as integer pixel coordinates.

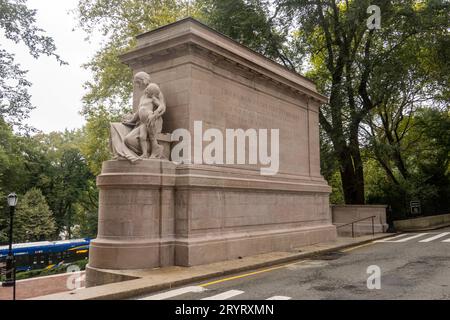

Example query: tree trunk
[349,125,365,204]
[338,147,365,204]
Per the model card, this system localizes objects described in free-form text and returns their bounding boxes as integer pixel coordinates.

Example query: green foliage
[0,259,89,282]
[0,0,65,127]
[0,0,446,246]
[0,118,32,202]
[1,129,93,238]
[198,0,302,70]
[320,131,344,204]
[71,179,99,239]
[73,1,207,174]
[0,188,56,243]
[80,106,121,175]
[0,119,26,238]
[75,0,199,114]
[0,124,97,241]
[365,108,450,218]
[0,1,100,243]
[29,131,95,238]
[73,0,449,213]
[272,0,448,204]
[328,171,345,205]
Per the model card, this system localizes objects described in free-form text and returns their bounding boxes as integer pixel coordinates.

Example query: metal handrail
[335,215,377,238]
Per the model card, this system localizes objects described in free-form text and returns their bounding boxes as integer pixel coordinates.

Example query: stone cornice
[120,18,329,104]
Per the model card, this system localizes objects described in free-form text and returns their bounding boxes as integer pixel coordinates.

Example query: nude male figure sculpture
[110,72,166,162]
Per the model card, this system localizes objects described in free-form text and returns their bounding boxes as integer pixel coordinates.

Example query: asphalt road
[136,227,450,300]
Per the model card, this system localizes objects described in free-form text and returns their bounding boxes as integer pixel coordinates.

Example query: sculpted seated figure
[110,72,166,162]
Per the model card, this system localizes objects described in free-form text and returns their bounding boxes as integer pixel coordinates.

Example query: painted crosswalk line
[373,233,450,243]
[419,232,450,243]
[374,234,410,243]
[140,286,206,300]
[201,290,245,300]
[266,296,292,300]
[390,233,429,242]
[140,288,294,300]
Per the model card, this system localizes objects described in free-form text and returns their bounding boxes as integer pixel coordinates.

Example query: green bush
[0,259,89,282]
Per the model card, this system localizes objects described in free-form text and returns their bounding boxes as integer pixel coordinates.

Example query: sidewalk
[0,271,85,300]
[31,233,395,300]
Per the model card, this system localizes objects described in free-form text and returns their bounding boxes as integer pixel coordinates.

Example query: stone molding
[120,18,328,105]
[97,160,331,193]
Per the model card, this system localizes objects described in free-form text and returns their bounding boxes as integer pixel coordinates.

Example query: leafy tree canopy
[71,0,449,216]
[0,188,56,243]
[0,0,65,127]
[75,0,199,113]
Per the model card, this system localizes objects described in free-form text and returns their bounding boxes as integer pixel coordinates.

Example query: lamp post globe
[2,193,18,288]
[7,193,18,208]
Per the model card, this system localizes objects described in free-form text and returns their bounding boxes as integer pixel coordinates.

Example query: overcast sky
[4,0,102,133]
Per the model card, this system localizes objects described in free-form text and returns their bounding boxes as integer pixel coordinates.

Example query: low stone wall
[332,205,388,237]
[85,266,139,288]
[394,213,450,231]
[0,272,86,300]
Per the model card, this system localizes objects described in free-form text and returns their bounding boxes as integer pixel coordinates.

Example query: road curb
[396,224,450,232]
[32,233,397,300]
[199,233,398,279]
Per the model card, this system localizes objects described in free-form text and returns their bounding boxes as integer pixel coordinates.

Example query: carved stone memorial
[87,18,337,287]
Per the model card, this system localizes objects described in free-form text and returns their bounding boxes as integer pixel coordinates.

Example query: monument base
[87,159,177,274]
[175,225,336,267]
[85,265,140,288]
[87,160,336,286]
[88,239,175,270]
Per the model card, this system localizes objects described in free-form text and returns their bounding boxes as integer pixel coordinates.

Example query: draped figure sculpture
[110,72,167,162]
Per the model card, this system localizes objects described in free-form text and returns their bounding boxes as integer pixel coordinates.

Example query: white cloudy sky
[4,0,102,133]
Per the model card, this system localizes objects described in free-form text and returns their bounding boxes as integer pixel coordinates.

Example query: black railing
[335,216,377,238]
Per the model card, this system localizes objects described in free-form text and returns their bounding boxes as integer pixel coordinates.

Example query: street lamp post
[2,193,18,298]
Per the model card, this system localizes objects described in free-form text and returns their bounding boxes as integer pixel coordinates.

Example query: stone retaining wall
[332,205,388,237]
[394,213,450,231]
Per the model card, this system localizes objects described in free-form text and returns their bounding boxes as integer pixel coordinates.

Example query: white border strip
[140,286,206,300]
[202,290,244,300]
[419,232,450,243]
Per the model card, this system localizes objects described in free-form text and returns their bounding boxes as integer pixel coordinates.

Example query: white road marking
[140,286,206,300]
[390,233,429,242]
[201,290,244,300]
[419,232,450,243]
[374,234,409,242]
[266,296,292,300]
[443,238,450,242]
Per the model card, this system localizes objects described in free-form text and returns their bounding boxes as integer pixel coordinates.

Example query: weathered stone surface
[87,18,336,287]
[393,213,450,231]
[332,205,388,236]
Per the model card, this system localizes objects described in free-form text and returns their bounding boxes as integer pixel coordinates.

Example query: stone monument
[87,18,337,287]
